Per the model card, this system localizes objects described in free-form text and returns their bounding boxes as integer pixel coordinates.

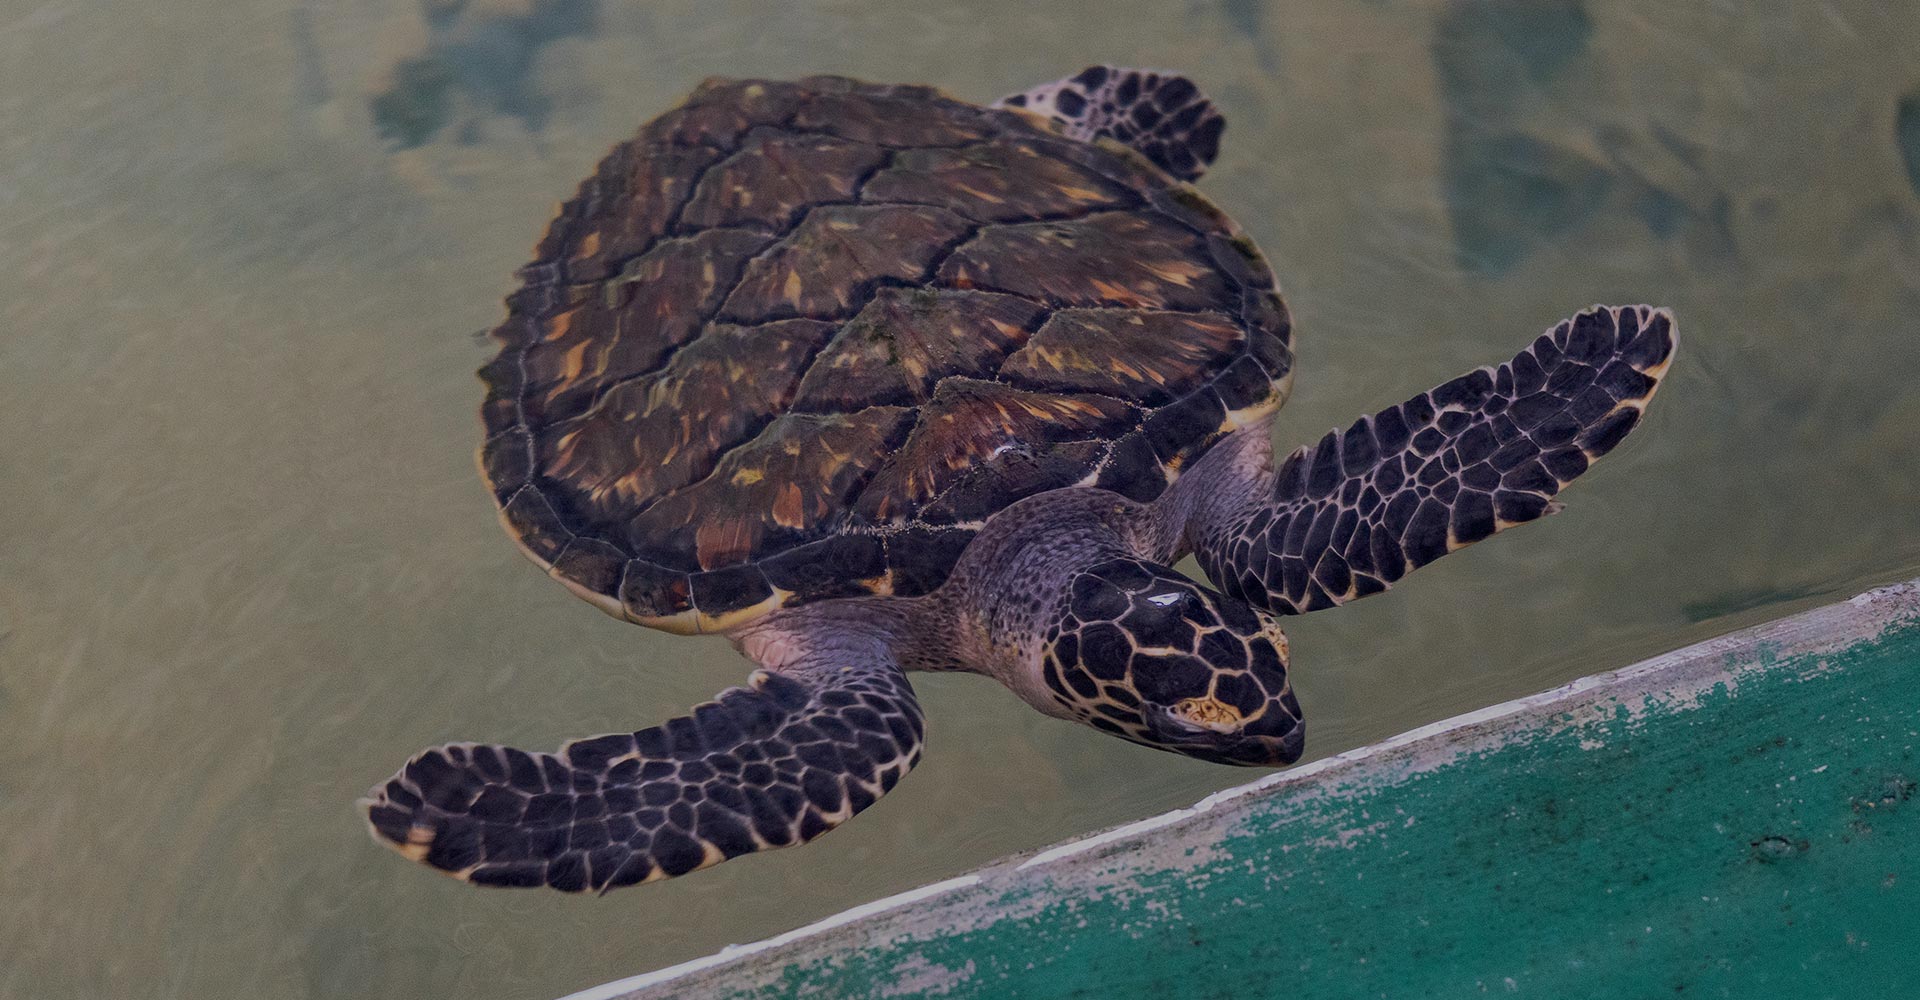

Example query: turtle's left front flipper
[361,635,923,892]
[1195,305,1676,615]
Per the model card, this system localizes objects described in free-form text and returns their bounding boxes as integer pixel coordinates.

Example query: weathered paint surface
[578,581,1920,1000]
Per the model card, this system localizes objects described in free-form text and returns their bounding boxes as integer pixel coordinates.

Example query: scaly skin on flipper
[1193,305,1677,615]
[361,637,923,892]
[995,66,1226,182]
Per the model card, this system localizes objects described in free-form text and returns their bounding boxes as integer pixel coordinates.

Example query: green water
[3,1,1917,997]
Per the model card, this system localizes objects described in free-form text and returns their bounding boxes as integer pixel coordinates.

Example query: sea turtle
[363,68,1675,892]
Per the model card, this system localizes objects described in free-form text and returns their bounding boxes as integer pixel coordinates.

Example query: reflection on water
[369,0,599,148]
[4,1,1918,998]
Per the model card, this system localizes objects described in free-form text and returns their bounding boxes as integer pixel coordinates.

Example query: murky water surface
[5,1,1919,997]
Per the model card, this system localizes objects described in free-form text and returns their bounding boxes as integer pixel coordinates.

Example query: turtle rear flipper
[1194,305,1677,615]
[996,66,1226,181]
[362,645,923,892]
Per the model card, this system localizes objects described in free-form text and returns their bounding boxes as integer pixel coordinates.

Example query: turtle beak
[1145,702,1305,766]
[1195,724,1305,767]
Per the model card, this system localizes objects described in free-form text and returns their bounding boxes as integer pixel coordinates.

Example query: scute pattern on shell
[479,76,1293,633]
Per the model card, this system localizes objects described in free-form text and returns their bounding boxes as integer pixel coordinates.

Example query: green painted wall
[600,583,1920,999]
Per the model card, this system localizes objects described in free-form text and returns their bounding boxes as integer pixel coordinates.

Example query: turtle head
[1038,558,1303,766]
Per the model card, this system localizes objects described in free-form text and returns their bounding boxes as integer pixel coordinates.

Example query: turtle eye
[1150,701,1210,733]
[1145,591,1186,608]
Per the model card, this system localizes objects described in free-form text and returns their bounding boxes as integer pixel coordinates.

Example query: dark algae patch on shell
[480,76,1293,632]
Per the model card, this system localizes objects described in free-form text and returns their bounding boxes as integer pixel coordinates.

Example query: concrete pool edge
[564,576,1920,999]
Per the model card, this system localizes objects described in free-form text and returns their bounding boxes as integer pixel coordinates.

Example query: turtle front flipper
[995,66,1225,181]
[361,643,923,892]
[1194,305,1676,615]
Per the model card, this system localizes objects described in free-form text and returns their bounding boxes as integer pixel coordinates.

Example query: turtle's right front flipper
[361,643,923,892]
[996,66,1226,181]
[1193,304,1676,615]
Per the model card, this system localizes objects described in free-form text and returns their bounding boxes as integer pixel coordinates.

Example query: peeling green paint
[586,582,1920,1000]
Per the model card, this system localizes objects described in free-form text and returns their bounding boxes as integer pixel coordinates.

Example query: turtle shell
[479,75,1295,634]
